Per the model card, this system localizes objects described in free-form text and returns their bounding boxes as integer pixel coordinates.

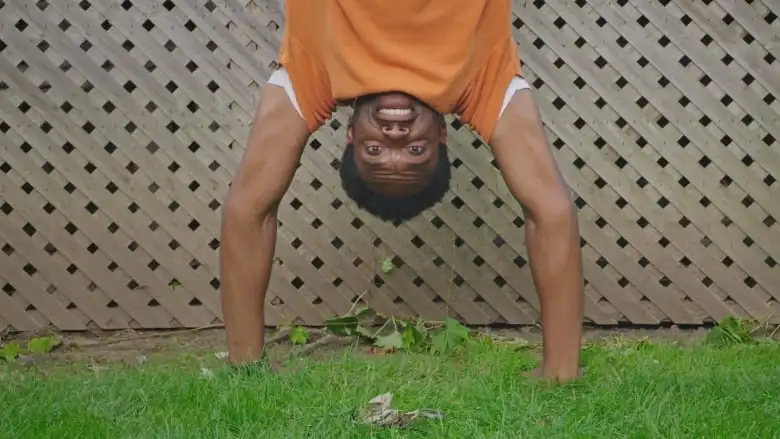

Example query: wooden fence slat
[532,0,780,303]
[0,269,47,331]
[1,0,777,330]
[521,50,761,319]
[0,173,135,329]
[636,2,780,127]
[0,55,211,328]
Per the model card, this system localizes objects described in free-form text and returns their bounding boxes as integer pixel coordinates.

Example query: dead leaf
[358,393,444,428]
[486,333,531,348]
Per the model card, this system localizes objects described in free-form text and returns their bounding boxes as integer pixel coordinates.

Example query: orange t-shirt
[277,0,523,142]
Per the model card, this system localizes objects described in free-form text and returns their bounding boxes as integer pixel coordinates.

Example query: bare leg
[490,89,584,382]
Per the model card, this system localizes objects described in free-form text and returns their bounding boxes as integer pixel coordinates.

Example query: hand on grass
[521,366,583,383]
[229,354,283,376]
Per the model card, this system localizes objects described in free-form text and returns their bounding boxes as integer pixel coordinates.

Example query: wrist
[230,355,271,376]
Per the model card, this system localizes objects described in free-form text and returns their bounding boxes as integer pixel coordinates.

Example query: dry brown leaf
[358,393,444,428]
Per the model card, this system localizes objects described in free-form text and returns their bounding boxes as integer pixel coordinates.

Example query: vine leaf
[400,322,425,350]
[431,318,471,354]
[0,341,22,362]
[324,315,359,336]
[27,335,62,355]
[289,326,310,345]
[374,331,404,350]
[325,306,378,339]
[380,258,394,274]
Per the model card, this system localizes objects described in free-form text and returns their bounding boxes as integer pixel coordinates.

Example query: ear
[439,118,447,143]
[347,124,354,144]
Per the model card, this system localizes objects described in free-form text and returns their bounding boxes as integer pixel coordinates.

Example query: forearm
[219,205,279,364]
[525,206,584,379]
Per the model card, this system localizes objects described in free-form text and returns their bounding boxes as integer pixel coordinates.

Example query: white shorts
[267,67,530,121]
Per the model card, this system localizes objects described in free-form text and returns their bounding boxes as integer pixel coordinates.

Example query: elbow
[525,191,576,227]
[222,185,280,231]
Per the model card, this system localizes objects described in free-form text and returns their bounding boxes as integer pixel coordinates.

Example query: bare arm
[220,84,310,364]
[490,89,584,382]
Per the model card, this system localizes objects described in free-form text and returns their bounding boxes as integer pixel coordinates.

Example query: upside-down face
[347,92,447,197]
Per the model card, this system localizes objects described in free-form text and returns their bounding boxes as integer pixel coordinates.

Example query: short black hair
[339,143,451,223]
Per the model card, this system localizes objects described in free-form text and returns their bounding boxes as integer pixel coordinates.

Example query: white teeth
[378,108,412,116]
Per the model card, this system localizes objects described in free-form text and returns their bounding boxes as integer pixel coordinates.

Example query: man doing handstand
[220,0,584,382]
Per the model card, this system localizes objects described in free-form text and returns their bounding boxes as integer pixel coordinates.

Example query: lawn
[2,330,779,439]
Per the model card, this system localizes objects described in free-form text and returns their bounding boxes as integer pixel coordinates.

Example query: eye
[408,144,427,156]
[365,144,383,156]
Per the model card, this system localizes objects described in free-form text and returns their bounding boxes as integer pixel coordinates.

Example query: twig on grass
[294,334,345,357]
[68,325,311,350]
[769,324,780,340]
[264,328,291,346]
[80,324,225,347]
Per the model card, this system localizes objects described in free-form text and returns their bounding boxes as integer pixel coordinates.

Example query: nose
[380,123,410,140]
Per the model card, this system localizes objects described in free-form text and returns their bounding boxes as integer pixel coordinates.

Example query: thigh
[489,89,570,215]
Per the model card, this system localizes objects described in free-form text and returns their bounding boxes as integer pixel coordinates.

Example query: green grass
[2,337,780,438]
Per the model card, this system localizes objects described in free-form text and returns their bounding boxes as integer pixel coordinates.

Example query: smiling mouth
[376,108,415,122]
[373,93,418,122]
